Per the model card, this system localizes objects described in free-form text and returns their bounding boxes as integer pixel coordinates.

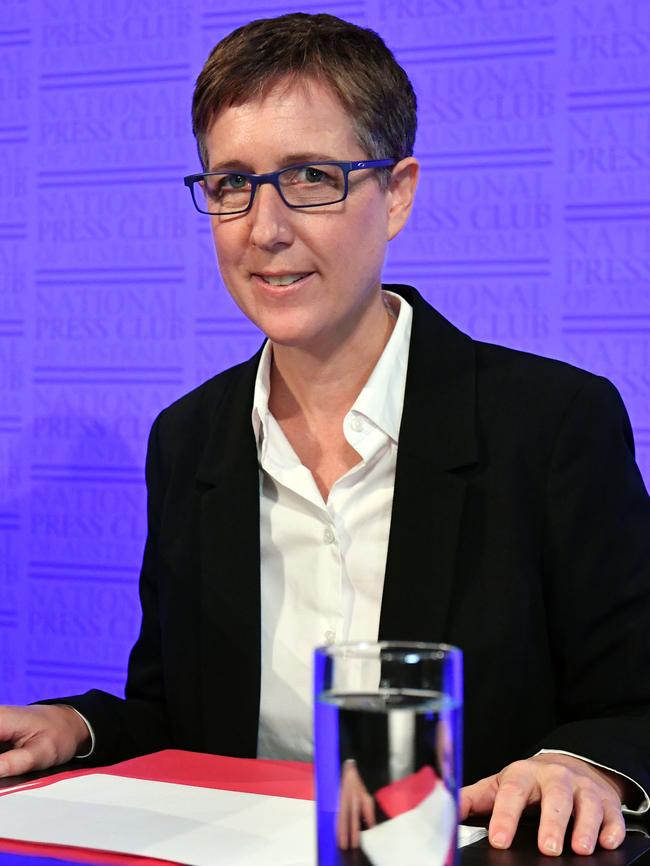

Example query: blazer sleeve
[529,374,650,797]
[43,413,173,766]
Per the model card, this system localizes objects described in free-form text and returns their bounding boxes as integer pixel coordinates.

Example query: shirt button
[350,416,363,433]
[324,630,336,643]
[323,526,335,544]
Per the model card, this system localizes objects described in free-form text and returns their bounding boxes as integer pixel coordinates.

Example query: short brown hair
[191,13,417,174]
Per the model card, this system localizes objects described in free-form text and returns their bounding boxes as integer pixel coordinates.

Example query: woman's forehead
[204,78,361,171]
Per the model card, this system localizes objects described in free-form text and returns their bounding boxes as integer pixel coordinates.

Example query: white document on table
[0,773,487,865]
[361,781,457,866]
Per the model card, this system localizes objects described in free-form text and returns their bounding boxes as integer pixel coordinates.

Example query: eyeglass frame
[183,159,398,216]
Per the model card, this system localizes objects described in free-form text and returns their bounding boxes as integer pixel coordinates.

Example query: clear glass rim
[315,640,461,659]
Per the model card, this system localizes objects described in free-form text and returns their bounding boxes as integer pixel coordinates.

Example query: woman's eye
[303,167,325,183]
[224,174,249,189]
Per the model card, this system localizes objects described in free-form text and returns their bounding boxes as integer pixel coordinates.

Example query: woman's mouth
[256,272,312,286]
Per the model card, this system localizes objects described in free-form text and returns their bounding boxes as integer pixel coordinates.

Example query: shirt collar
[251,290,413,455]
[348,291,412,443]
[251,339,273,460]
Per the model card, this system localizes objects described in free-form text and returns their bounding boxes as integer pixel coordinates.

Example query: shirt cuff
[535,749,650,815]
[62,706,96,759]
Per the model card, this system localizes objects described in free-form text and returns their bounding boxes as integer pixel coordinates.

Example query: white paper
[0,774,314,866]
[361,782,456,866]
[459,825,489,846]
[0,773,487,865]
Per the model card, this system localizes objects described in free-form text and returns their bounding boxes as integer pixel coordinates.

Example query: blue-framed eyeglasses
[183,159,397,215]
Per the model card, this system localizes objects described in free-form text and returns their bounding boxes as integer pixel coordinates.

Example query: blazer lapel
[379,286,479,644]
[195,353,263,757]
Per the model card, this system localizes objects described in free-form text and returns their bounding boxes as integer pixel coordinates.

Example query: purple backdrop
[1,0,649,703]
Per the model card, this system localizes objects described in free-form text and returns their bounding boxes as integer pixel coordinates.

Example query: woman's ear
[386,157,420,241]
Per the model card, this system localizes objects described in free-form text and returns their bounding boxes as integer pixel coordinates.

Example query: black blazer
[62,286,650,798]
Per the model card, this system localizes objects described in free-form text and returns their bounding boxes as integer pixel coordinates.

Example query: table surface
[0,759,649,866]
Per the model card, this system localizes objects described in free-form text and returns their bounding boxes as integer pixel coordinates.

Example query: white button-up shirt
[253,292,413,761]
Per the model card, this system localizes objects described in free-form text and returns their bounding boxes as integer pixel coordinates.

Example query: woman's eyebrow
[208,153,339,172]
[278,152,338,165]
[207,159,252,172]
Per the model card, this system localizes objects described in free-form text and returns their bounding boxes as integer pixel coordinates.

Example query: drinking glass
[314,641,463,866]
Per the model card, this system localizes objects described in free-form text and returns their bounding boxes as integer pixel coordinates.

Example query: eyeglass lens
[195,164,346,214]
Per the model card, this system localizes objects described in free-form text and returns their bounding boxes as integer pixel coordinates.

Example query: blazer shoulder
[473,338,617,404]
[149,352,261,453]
[397,282,619,411]
[469,339,634,454]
